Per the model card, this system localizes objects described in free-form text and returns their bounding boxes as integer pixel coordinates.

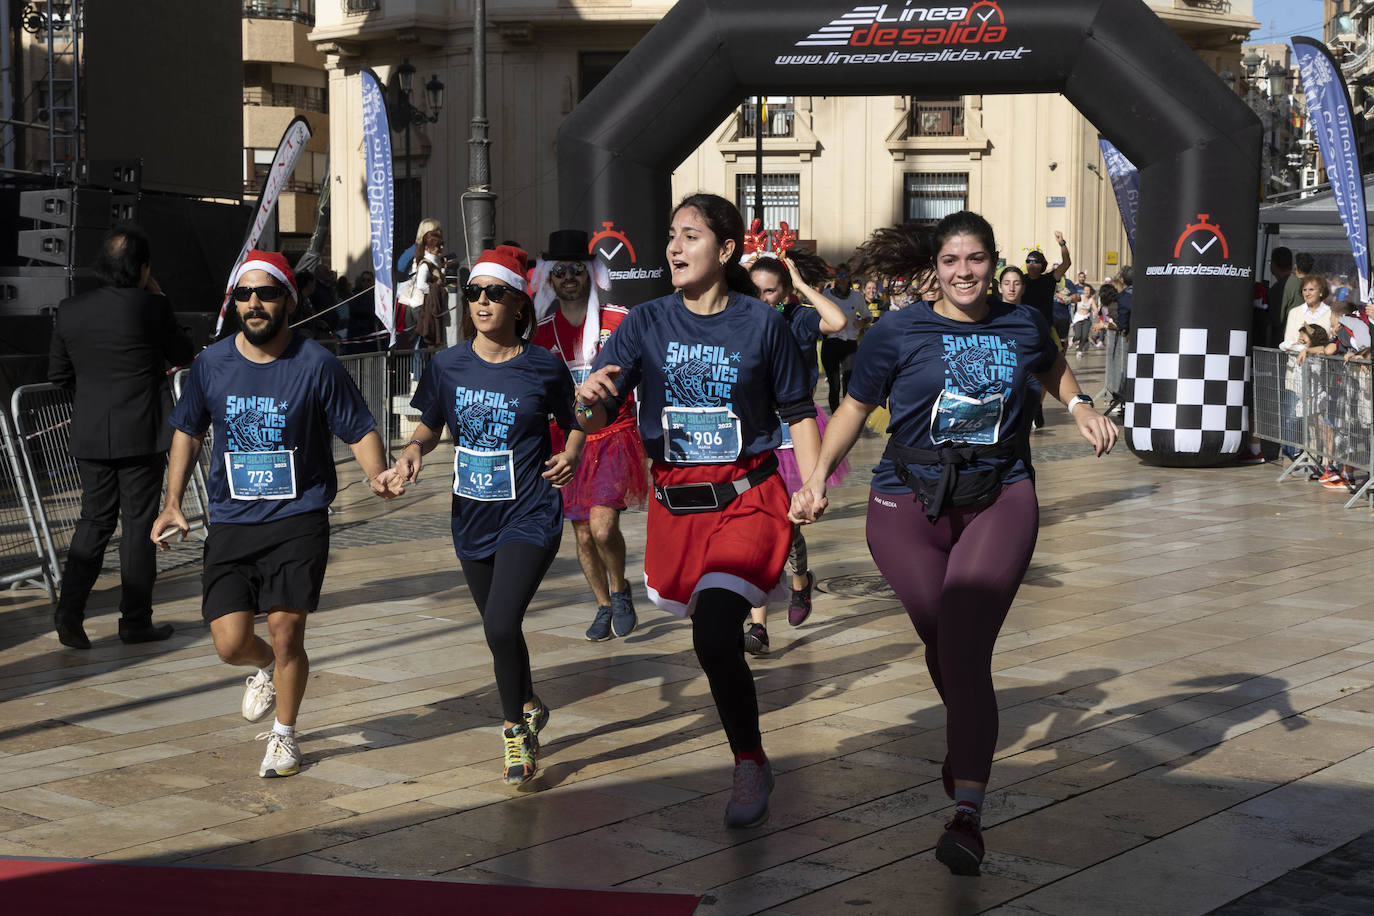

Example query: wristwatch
[1067,393,1093,416]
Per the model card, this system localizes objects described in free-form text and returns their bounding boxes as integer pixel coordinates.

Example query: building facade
[312,0,1259,284]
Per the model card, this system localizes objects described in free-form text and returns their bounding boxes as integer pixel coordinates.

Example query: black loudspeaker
[18,228,104,267]
[19,188,113,228]
[173,311,220,351]
[0,267,72,316]
[111,194,138,223]
[78,159,142,193]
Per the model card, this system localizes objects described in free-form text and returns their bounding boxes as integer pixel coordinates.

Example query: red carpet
[0,857,702,914]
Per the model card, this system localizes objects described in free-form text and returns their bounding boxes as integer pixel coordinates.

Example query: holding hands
[789,478,829,525]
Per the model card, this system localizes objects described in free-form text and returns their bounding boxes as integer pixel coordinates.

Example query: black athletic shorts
[201,510,330,622]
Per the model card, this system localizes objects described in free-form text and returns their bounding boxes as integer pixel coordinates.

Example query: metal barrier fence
[170,369,214,535]
[0,409,55,597]
[1253,347,1374,509]
[11,384,86,580]
[336,351,392,463]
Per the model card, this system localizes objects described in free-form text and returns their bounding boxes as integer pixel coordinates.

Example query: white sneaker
[256,731,300,778]
[241,669,276,722]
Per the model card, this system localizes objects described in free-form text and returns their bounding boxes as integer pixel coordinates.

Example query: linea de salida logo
[1145,214,1253,279]
[798,2,1006,48]
[782,2,1027,66]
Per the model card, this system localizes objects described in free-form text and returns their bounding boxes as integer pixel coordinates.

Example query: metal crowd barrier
[1252,347,1374,509]
[336,351,393,464]
[0,410,56,598]
[11,383,85,581]
[170,368,213,536]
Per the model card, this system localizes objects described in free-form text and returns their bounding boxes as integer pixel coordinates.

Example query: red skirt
[561,420,650,521]
[644,452,792,617]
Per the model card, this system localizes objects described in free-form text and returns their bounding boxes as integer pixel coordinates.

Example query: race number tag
[662,406,742,464]
[929,390,1004,446]
[226,450,297,501]
[777,412,794,450]
[455,447,516,501]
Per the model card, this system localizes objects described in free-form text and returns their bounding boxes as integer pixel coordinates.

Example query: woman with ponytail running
[791,212,1117,875]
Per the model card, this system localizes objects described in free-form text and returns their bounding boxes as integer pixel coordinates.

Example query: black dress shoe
[118,622,175,644]
[54,611,90,650]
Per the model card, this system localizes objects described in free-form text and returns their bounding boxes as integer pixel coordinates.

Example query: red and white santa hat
[234,250,298,301]
[468,245,529,291]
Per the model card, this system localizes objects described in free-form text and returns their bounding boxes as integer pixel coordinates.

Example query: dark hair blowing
[670,193,753,294]
[850,221,936,282]
[91,222,151,288]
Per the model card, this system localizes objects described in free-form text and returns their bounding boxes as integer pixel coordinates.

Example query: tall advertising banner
[217,115,312,334]
[1292,36,1370,303]
[558,0,1261,467]
[360,69,396,345]
[1098,138,1139,252]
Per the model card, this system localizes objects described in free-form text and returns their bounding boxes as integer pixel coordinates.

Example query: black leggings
[459,538,561,723]
[820,338,858,413]
[865,479,1038,784]
[691,588,761,753]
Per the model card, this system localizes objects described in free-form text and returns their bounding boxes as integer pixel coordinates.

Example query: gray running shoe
[610,585,637,637]
[585,605,614,641]
[724,759,774,828]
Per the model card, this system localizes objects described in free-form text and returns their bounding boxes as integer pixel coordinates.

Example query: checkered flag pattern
[1125,327,1249,457]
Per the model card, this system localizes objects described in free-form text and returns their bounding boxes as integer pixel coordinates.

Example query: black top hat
[543,229,592,261]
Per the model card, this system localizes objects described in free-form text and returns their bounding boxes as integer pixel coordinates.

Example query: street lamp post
[390,59,445,263]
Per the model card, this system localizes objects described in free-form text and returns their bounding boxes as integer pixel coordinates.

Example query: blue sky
[1249,0,1325,44]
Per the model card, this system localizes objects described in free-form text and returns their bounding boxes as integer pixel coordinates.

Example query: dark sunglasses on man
[463,283,516,303]
[551,262,587,279]
[232,285,287,302]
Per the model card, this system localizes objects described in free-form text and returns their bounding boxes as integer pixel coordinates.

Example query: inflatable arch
[557,0,1261,467]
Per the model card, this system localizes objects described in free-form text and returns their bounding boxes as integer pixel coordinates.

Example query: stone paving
[2,351,1374,913]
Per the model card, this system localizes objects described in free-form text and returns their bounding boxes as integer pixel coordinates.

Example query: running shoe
[585,605,614,641]
[724,759,774,828]
[523,696,550,757]
[936,809,984,876]
[1319,469,1343,484]
[1234,450,1266,466]
[787,572,814,627]
[242,668,276,722]
[502,723,537,785]
[743,623,770,656]
[256,731,300,778]
[1322,474,1350,490]
[610,585,637,638]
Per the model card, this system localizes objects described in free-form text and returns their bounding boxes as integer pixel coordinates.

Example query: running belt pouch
[884,440,1012,523]
[654,453,779,516]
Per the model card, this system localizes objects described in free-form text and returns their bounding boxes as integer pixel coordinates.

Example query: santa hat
[469,245,529,290]
[234,250,298,301]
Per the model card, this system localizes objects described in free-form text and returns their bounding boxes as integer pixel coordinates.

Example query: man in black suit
[48,223,194,648]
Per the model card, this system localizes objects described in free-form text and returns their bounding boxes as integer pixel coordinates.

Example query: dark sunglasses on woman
[464,283,515,303]
[232,285,286,302]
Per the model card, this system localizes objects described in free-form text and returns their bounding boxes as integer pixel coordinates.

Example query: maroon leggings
[865,478,1038,784]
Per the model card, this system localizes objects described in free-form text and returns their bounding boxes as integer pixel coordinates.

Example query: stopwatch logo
[1173,214,1230,260]
[590,221,637,265]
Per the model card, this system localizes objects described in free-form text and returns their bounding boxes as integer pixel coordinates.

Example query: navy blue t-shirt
[847,300,1058,493]
[781,300,823,394]
[411,340,576,560]
[170,334,376,524]
[593,291,812,464]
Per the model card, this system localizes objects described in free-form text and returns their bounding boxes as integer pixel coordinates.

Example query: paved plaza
[2,354,1373,914]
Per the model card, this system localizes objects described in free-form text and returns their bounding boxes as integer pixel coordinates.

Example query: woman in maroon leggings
[791,212,1117,876]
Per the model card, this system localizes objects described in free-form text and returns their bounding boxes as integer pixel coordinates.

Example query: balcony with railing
[739,99,796,139]
[244,0,315,25]
[906,100,965,138]
[243,85,329,114]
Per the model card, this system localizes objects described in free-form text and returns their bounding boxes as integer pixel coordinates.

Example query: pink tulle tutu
[777,404,850,494]
[562,420,650,521]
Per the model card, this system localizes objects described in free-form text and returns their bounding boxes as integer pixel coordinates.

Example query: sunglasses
[463,283,516,303]
[232,285,286,302]
[551,263,587,279]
